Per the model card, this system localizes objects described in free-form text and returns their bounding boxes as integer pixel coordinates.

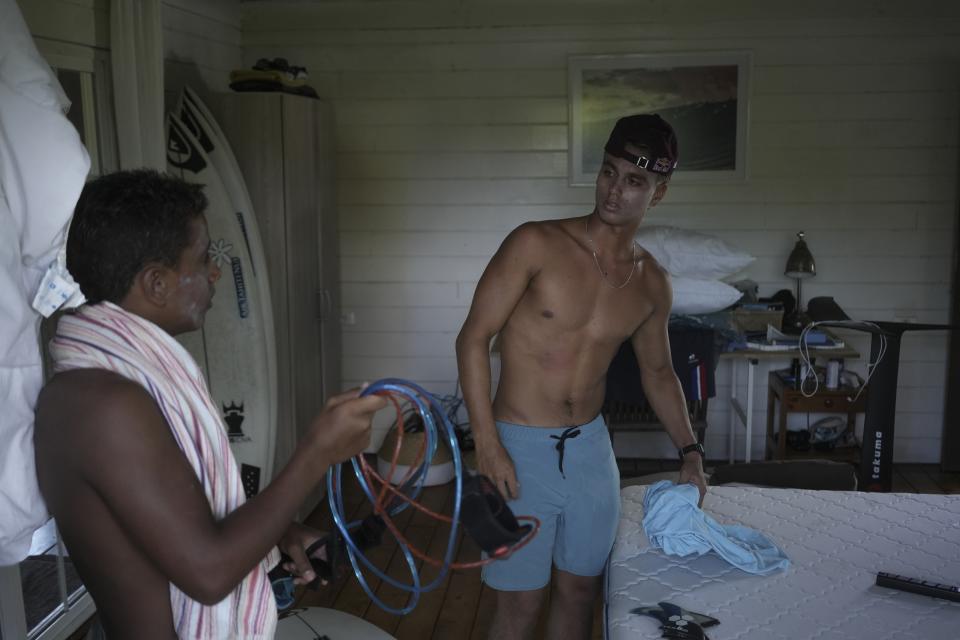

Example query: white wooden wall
[21,0,242,105]
[241,0,959,463]
[20,0,960,463]
[162,0,241,105]
[19,0,109,49]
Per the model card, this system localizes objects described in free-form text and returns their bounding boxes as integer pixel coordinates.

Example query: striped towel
[50,302,278,639]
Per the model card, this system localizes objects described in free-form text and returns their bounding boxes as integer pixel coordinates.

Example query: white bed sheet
[605,485,960,640]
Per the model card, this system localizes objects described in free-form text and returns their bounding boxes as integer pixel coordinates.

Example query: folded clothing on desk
[744,325,844,351]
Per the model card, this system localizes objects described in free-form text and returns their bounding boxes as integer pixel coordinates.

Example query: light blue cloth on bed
[642,480,790,576]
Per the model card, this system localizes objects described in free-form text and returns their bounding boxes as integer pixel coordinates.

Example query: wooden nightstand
[766,370,867,462]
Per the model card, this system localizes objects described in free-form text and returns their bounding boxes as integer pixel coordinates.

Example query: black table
[852,321,956,491]
[805,311,955,490]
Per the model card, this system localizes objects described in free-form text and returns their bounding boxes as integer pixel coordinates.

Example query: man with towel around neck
[456,114,708,640]
[34,169,387,639]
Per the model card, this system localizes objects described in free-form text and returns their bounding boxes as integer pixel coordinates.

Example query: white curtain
[111,0,165,170]
[0,0,90,565]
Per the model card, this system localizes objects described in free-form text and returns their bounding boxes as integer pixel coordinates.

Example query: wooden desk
[765,369,866,462]
[722,342,860,463]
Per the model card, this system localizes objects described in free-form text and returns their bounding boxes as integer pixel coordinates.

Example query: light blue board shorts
[481,415,620,591]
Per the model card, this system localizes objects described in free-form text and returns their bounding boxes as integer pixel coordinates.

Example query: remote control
[876,572,960,602]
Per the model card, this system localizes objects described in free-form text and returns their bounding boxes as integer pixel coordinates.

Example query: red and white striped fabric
[50,302,278,639]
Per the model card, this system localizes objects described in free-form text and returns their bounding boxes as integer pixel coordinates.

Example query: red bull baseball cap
[604,114,679,176]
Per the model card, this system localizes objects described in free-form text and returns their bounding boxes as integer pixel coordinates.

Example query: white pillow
[671,277,743,315]
[636,225,754,280]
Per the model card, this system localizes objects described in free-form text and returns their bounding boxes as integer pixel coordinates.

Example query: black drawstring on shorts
[550,427,581,478]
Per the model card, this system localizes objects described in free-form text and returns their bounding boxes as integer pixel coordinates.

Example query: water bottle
[826,359,841,390]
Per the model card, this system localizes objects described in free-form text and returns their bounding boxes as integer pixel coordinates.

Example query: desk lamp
[783,231,816,332]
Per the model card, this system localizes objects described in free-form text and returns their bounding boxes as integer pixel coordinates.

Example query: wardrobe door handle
[319,289,333,320]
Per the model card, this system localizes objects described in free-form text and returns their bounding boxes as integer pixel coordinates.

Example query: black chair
[603,326,717,452]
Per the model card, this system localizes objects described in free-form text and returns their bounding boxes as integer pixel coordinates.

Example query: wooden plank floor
[66,460,960,640]
[890,462,960,493]
[293,459,960,640]
[295,455,609,640]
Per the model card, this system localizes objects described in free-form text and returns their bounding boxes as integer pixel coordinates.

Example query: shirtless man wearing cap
[456,114,708,640]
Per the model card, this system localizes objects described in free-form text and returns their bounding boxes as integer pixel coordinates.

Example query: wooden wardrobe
[215,92,341,513]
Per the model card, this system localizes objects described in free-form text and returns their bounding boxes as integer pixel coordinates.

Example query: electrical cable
[432,376,473,450]
[326,378,540,615]
[798,320,887,401]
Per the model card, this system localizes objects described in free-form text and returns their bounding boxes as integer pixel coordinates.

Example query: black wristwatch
[678,442,704,461]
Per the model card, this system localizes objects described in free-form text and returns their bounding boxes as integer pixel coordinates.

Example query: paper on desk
[766,325,795,342]
[745,341,796,352]
[766,325,845,348]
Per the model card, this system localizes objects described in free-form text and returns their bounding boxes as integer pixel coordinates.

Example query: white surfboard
[276,607,395,640]
[166,112,276,498]
[175,87,277,392]
[173,88,280,492]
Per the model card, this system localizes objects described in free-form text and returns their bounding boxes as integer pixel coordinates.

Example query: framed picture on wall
[568,52,751,186]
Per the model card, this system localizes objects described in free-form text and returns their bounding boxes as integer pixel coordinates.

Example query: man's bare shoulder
[635,244,669,280]
[40,368,144,406]
[635,244,673,302]
[37,369,157,439]
[506,218,584,250]
[505,219,551,244]
[493,220,557,266]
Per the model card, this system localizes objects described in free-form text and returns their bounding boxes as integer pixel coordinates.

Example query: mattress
[605,486,960,640]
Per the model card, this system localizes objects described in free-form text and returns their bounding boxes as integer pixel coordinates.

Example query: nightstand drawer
[784,395,855,412]
[767,370,867,462]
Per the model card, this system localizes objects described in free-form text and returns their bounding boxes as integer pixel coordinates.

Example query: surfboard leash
[321,378,540,615]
